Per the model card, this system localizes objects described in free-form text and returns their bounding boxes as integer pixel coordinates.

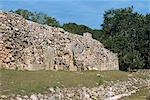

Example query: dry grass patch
[0,70,133,95]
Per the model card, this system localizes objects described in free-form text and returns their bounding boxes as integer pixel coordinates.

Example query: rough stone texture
[0,12,119,71]
[136,69,150,76]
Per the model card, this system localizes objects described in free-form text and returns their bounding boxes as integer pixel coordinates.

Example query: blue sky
[0,0,150,29]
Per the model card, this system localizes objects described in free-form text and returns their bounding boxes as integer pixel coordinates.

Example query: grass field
[0,70,131,95]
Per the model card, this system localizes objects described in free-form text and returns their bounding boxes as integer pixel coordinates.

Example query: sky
[0,0,150,29]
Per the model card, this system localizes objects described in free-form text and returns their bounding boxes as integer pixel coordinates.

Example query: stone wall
[0,12,119,71]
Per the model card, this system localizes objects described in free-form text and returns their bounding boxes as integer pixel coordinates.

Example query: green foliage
[12,9,33,20]
[11,9,60,27]
[63,23,93,35]
[45,16,60,27]
[101,7,150,70]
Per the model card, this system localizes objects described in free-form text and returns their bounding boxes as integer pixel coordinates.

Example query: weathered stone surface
[0,12,119,71]
[136,69,150,76]
[30,94,39,100]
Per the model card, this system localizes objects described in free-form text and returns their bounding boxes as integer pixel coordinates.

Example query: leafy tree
[45,16,60,27]
[11,9,33,20]
[143,14,150,68]
[63,23,92,35]
[101,7,149,70]
[11,9,60,27]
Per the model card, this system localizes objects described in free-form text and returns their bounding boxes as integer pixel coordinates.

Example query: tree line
[11,8,150,71]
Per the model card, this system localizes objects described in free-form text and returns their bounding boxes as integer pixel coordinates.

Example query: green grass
[0,70,136,95]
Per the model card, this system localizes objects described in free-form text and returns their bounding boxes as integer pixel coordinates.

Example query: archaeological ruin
[0,12,119,71]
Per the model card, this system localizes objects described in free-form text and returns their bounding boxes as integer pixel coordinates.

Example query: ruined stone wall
[0,12,119,71]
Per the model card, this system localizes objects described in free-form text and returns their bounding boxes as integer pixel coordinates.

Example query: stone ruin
[0,12,119,71]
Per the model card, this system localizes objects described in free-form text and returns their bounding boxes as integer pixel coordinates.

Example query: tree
[45,16,60,27]
[101,7,149,70]
[63,23,92,35]
[11,9,33,20]
[12,9,60,27]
